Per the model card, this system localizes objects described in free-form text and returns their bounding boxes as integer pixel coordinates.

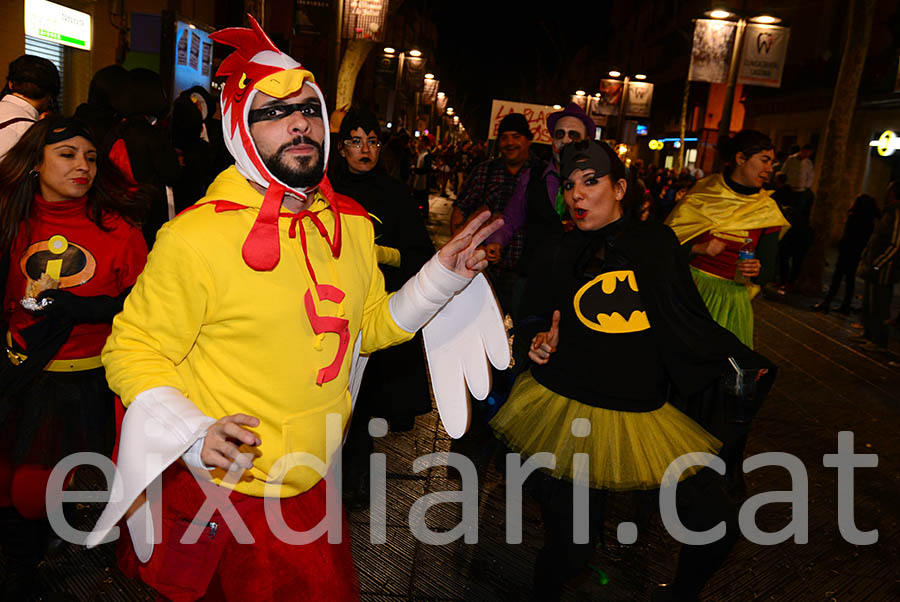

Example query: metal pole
[330,0,344,104]
[716,19,746,151]
[615,75,630,143]
[677,78,691,172]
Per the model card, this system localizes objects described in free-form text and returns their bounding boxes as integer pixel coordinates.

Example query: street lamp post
[716,17,747,151]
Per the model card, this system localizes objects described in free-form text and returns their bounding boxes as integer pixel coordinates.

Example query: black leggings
[531,468,739,601]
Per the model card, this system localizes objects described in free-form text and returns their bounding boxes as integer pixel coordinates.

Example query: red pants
[118,464,359,602]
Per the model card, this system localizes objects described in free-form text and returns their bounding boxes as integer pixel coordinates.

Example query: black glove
[36,288,128,324]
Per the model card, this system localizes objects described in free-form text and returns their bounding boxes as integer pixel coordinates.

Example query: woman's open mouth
[573,208,587,219]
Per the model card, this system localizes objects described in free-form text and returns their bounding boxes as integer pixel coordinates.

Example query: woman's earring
[29,169,38,178]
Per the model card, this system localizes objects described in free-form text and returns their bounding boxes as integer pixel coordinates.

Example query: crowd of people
[0,17,897,602]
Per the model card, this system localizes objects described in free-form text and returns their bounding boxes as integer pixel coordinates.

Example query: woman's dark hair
[717,130,774,172]
[0,117,151,252]
[849,193,880,220]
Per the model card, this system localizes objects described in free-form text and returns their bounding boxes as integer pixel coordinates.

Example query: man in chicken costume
[85,17,508,601]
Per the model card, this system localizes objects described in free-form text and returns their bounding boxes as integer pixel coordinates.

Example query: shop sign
[738,24,790,88]
[870,130,900,157]
[341,0,388,42]
[24,0,92,50]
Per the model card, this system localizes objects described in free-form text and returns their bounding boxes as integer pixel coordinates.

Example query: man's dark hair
[5,55,60,100]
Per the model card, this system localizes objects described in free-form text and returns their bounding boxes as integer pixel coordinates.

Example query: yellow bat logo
[573,270,650,333]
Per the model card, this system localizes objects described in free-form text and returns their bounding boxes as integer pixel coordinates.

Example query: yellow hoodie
[103,167,414,497]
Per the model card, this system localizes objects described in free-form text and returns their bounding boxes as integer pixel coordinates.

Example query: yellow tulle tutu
[490,371,722,491]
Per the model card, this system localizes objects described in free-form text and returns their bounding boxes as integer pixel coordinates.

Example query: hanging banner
[403,56,426,93]
[374,54,397,88]
[422,78,439,104]
[570,94,588,111]
[341,0,388,42]
[738,24,790,88]
[488,99,558,144]
[688,18,737,84]
[593,79,624,116]
[436,94,447,113]
[625,81,653,118]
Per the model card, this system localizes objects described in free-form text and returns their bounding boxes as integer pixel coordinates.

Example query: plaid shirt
[454,156,538,270]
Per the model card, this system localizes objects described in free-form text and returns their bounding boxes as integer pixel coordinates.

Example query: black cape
[329,161,435,422]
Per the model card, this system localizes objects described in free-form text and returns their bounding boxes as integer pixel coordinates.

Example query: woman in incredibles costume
[490,140,775,602]
[665,130,790,348]
[0,117,148,596]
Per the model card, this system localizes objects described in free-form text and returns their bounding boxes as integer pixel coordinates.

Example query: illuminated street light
[635,73,647,80]
[437,92,445,98]
[708,9,733,19]
[608,70,622,78]
[752,15,781,24]
[552,104,562,109]
[575,90,586,96]
[424,73,434,79]
[409,49,422,57]
[383,47,395,54]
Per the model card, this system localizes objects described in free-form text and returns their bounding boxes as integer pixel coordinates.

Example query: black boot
[0,507,44,602]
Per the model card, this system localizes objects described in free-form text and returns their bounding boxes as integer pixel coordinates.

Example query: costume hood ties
[210,15,336,271]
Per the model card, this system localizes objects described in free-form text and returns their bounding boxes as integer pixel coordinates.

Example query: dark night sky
[422,0,615,139]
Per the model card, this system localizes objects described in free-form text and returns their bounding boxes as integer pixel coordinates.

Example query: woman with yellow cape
[665,130,790,348]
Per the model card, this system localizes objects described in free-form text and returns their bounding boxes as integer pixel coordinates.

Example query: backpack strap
[0,117,36,131]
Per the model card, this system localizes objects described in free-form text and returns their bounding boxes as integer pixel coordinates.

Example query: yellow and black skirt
[490,371,722,491]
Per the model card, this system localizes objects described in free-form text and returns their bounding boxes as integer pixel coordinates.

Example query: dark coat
[329,160,435,420]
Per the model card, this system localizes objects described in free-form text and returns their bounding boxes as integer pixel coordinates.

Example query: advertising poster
[738,24,791,88]
[201,42,212,77]
[189,31,200,70]
[625,82,654,118]
[594,79,624,116]
[176,28,189,66]
[404,56,426,93]
[688,18,737,84]
[489,99,559,144]
[341,0,388,42]
[423,78,439,104]
[173,20,214,100]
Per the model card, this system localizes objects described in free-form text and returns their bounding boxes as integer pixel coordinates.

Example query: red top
[689,226,781,280]
[3,194,148,361]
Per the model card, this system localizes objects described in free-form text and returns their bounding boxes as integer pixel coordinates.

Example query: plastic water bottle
[734,238,755,284]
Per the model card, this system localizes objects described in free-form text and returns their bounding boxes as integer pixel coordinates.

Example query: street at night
[2,0,900,601]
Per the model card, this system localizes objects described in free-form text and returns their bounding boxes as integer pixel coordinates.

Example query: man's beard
[263,136,325,189]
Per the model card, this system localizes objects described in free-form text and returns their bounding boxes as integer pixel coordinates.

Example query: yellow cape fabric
[665,174,791,245]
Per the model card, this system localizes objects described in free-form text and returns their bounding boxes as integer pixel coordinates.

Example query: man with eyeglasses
[329,108,435,510]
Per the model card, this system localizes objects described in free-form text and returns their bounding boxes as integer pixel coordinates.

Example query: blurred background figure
[812,193,880,314]
[0,55,60,159]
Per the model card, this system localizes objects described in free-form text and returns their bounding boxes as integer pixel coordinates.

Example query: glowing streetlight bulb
[608,70,622,78]
[552,104,562,109]
[383,47,395,54]
[408,49,422,57]
[575,90,586,96]
[437,92,445,98]
[709,9,732,19]
[752,15,781,24]
[635,74,647,80]
[424,73,434,79]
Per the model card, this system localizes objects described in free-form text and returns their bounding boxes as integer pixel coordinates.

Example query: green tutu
[690,266,754,348]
